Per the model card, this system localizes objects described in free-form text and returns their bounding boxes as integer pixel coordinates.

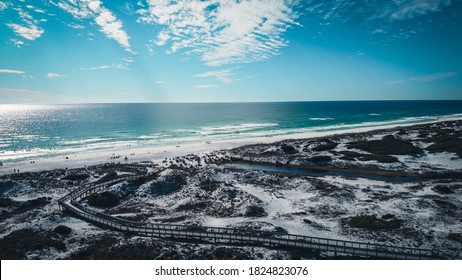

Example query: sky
[0,0,462,103]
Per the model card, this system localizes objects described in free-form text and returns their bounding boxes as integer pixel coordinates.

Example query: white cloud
[138,0,301,66]
[0,87,55,98]
[24,4,46,14]
[84,65,111,70]
[88,1,101,13]
[306,0,453,23]
[10,39,25,48]
[122,57,134,63]
[117,1,135,16]
[155,30,170,46]
[6,23,44,40]
[47,72,65,79]
[410,71,457,82]
[55,0,133,53]
[305,0,454,39]
[195,69,236,84]
[5,5,47,41]
[191,84,220,88]
[94,10,132,51]
[373,28,386,34]
[385,71,457,86]
[384,80,405,86]
[0,1,9,12]
[387,0,452,21]
[55,1,91,18]
[155,80,166,84]
[66,23,85,29]
[82,56,133,71]
[0,68,26,74]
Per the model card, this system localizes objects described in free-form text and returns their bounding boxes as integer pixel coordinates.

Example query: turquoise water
[1,101,462,163]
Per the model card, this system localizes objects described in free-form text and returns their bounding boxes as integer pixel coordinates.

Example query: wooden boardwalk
[58,175,448,260]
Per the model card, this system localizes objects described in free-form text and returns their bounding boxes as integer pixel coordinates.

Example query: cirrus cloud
[54,0,133,53]
[138,0,301,66]
[381,0,452,21]
[385,71,458,86]
[0,1,9,12]
[5,4,47,41]
[305,0,454,40]
[410,71,458,82]
[191,84,220,88]
[6,23,44,40]
[306,0,453,22]
[0,68,26,74]
[47,72,66,79]
[195,69,237,84]
[10,39,25,48]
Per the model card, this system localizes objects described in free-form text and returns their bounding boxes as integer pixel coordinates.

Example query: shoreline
[1,117,461,175]
[1,118,461,260]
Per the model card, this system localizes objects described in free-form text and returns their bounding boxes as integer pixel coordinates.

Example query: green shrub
[0,229,66,259]
[0,197,12,208]
[87,191,120,207]
[62,173,90,180]
[309,156,332,164]
[426,134,462,157]
[54,225,72,236]
[245,205,267,217]
[150,173,186,196]
[280,144,298,154]
[345,214,403,230]
[312,142,338,152]
[348,135,422,156]
[448,233,462,243]
[381,214,395,220]
[432,185,454,194]
[176,201,208,211]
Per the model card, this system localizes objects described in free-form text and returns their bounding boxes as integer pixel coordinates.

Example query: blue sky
[0,0,461,103]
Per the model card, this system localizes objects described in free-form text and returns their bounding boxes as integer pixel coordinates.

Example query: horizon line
[2,99,462,106]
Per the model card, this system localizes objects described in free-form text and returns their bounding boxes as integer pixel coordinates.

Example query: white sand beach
[2,117,461,175]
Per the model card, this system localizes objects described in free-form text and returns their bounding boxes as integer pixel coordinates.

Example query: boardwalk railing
[58,174,448,260]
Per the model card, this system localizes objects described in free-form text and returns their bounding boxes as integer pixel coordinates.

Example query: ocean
[1,100,462,164]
